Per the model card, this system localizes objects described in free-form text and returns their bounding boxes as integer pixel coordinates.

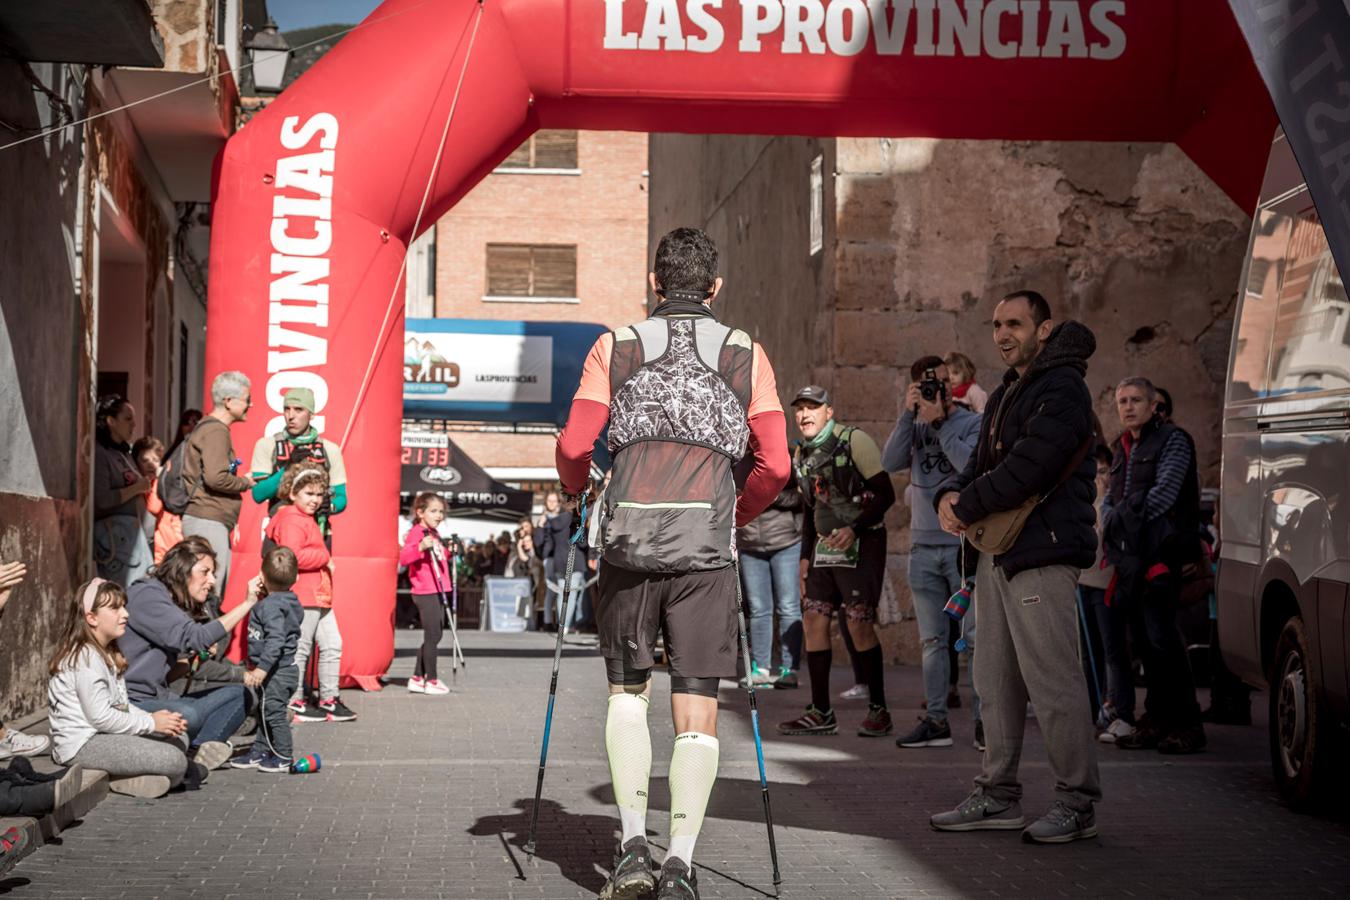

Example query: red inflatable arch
[206,0,1275,686]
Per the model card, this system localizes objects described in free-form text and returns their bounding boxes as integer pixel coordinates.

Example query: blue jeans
[909,543,980,722]
[138,685,246,748]
[739,542,803,672]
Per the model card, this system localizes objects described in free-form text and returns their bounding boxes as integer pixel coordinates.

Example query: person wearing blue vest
[556,228,791,900]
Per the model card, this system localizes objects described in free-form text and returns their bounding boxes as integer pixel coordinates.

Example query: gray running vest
[602,313,754,573]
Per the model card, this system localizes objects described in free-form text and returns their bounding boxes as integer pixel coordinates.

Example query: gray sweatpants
[69,733,189,788]
[972,554,1101,812]
[182,515,232,606]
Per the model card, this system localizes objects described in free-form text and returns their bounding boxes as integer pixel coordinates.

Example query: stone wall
[0,60,93,719]
[649,135,1251,665]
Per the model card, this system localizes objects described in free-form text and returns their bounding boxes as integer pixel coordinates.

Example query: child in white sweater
[48,578,190,798]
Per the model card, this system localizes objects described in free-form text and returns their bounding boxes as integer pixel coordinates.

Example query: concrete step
[0,768,110,876]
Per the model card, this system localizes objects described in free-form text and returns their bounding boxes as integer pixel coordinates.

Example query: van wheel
[1269,617,1331,809]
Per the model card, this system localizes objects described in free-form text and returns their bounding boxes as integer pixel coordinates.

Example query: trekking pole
[732,552,782,894]
[428,551,464,685]
[524,494,589,858]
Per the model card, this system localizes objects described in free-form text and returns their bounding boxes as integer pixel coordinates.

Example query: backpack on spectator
[157,424,202,515]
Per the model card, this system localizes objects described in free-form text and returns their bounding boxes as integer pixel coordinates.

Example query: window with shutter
[495,130,579,172]
[485,244,577,301]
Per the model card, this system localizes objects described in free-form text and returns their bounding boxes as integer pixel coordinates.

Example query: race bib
[813,537,859,568]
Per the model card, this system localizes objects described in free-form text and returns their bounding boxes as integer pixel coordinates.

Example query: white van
[1219,129,1350,808]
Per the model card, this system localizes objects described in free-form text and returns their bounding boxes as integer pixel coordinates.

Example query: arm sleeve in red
[736,410,792,528]
[556,399,610,494]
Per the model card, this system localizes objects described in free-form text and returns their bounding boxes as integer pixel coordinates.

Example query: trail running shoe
[318,697,357,722]
[973,719,986,752]
[599,836,656,900]
[930,788,1026,832]
[772,667,798,689]
[1021,801,1098,844]
[896,716,953,748]
[777,705,838,736]
[1157,724,1207,755]
[858,704,893,737]
[656,856,699,900]
[839,683,868,700]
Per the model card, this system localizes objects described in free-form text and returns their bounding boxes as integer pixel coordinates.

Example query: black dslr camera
[918,367,947,404]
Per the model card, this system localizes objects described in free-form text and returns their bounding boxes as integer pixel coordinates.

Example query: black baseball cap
[791,385,831,407]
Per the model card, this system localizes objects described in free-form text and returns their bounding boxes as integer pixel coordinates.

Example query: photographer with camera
[249,387,348,548]
[882,356,983,751]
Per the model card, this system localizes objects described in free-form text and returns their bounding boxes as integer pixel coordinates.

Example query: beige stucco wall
[649,135,1251,665]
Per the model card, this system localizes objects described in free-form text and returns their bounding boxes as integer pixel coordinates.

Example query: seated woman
[48,578,191,798]
[120,536,260,771]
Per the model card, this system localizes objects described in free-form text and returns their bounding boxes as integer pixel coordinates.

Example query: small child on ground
[267,461,355,723]
[397,492,452,695]
[233,548,304,772]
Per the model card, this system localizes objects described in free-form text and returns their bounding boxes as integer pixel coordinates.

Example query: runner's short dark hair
[653,227,718,294]
[1002,290,1052,326]
[261,546,298,591]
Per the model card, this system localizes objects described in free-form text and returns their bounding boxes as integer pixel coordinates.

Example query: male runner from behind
[556,227,791,900]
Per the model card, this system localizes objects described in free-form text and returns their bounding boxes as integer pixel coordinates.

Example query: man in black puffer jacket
[929,290,1102,846]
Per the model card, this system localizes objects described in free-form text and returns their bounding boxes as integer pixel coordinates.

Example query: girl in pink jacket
[397,492,451,695]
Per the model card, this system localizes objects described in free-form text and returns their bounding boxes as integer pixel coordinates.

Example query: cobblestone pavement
[6,628,1350,899]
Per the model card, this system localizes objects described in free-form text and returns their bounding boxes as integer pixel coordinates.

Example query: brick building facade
[415,129,649,482]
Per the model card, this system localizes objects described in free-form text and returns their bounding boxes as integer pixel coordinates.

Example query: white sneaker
[422,679,450,695]
[407,676,427,694]
[839,684,868,700]
[0,728,50,760]
[1098,719,1134,744]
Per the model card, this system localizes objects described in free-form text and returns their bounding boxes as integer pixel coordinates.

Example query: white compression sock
[605,692,652,844]
[666,732,719,866]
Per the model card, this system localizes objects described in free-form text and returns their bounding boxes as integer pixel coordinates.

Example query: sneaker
[408,676,427,694]
[1021,801,1098,844]
[896,716,953,748]
[191,741,233,771]
[1115,720,1160,750]
[772,667,798,689]
[738,663,774,689]
[656,856,699,900]
[231,746,269,769]
[52,764,84,809]
[319,697,357,722]
[287,697,308,715]
[422,678,450,695]
[108,775,172,798]
[839,683,868,700]
[973,719,986,752]
[777,705,838,736]
[599,836,656,900]
[1097,719,1134,744]
[1157,724,1207,755]
[293,700,329,722]
[0,727,50,760]
[930,788,1026,832]
[257,753,292,773]
[858,704,893,737]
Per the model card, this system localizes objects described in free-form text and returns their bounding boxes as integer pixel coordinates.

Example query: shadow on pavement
[467,798,612,895]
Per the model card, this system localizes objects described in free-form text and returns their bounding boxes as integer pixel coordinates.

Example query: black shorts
[596,564,739,679]
[802,528,888,624]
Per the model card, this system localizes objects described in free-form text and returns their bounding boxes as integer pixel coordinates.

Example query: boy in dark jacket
[930,291,1102,845]
[234,547,304,773]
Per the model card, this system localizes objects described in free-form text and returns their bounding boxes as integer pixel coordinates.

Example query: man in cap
[249,387,348,539]
[779,385,896,739]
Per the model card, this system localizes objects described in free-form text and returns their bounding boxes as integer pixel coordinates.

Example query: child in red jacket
[398,492,452,695]
[266,462,355,723]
